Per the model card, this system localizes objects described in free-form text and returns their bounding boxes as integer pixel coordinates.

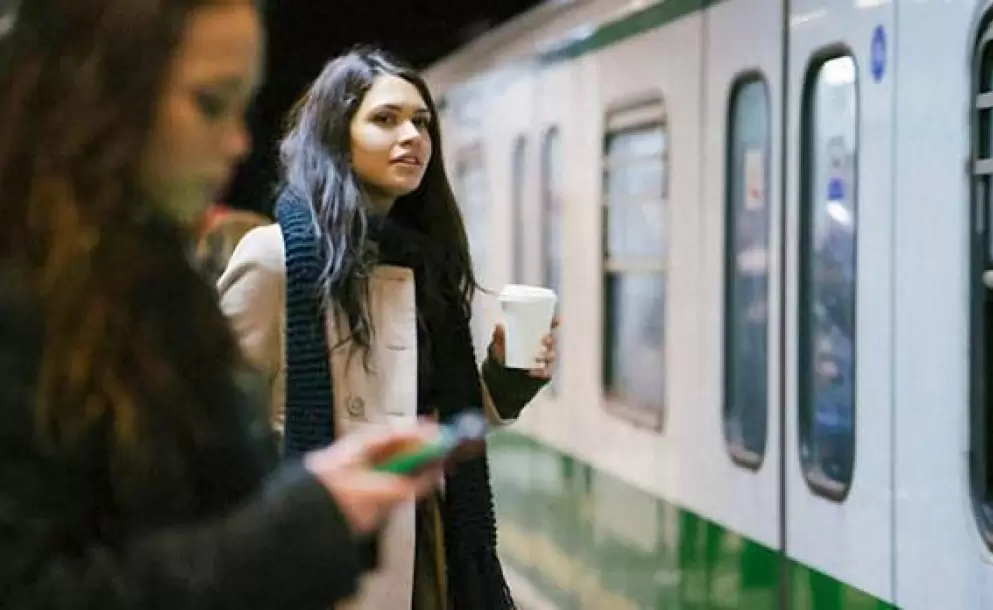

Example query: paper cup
[498,284,557,369]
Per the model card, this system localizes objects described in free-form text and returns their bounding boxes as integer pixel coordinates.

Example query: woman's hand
[488,317,560,379]
[303,423,443,536]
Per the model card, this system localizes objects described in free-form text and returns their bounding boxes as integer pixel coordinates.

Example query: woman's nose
[397,120,422,143]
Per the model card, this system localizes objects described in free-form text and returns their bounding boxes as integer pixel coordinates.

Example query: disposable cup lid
[499,284,557,302]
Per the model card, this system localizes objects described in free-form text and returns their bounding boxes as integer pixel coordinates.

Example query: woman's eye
[372,113,398,126]
[413,116,431,130]
[195,91,228,121]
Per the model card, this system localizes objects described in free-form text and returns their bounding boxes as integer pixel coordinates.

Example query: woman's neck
[363,183,395,217]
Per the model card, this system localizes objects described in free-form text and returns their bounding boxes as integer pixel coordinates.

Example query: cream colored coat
[217,224,516,609]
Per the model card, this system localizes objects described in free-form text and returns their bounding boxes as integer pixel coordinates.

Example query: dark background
[226,0,542,215]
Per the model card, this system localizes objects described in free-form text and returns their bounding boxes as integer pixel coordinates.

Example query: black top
[0,239,370,609]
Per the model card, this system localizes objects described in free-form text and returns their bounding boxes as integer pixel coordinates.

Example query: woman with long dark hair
[0,3,443,608]
[219,47,559,609]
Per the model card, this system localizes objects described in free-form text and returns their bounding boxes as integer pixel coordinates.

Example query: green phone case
[373,437,453,474]
[372,411,486,475]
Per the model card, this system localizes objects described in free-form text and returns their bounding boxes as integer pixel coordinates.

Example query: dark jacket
[0,242,370,609]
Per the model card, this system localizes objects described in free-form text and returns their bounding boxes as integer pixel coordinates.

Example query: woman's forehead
[359,75,428,114]
[171,5,262,90]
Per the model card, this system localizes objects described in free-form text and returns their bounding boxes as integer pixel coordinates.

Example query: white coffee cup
[498,284,557,369]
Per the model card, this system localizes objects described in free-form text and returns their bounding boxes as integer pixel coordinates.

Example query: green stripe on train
[488,431,894,609]
[538,0,725,64]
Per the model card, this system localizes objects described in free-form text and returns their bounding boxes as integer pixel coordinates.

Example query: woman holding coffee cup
[218,47,559,609]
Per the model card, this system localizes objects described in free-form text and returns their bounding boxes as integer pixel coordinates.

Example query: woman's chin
[157,194,212,231]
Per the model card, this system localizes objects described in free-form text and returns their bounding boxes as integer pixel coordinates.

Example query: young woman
[218,47,559,609]
[0,4,442,609]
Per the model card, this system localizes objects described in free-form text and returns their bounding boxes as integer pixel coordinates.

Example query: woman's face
[141,3,263,227]
[349,74,433,211]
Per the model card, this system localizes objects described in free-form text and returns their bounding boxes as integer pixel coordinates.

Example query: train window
[542,128,563,300]
[724,76,771,469]
[602,99,667,430]
[511,136,528,284]
[970,18,993,544]
[542,127,563,393]
[799,55,858,500]
[457,147,490,356]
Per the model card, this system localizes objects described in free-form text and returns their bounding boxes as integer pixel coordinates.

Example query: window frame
[600,95,668,432]
[723,72,773,471]
[797,49,860,502]
[969,14,993,548]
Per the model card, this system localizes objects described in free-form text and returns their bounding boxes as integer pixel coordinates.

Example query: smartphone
[374,411,487,475]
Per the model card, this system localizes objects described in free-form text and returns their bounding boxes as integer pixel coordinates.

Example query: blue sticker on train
[828,177,845,201]
[871,25,886,82]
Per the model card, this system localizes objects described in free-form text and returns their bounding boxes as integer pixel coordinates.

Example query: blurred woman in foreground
[0,1,441,608]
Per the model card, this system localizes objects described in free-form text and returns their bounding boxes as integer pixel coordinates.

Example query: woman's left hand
[488,317,560,379]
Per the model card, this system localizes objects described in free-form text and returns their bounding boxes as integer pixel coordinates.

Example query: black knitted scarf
[274,189,515,610]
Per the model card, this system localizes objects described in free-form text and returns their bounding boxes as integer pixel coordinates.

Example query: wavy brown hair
[0,0,260,454]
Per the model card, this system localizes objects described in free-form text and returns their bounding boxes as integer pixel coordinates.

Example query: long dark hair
[279,46,476,359]
[0,0,259,451]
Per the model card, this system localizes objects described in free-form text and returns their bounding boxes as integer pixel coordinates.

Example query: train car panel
[783,0,895,602]
[698,0,784,552]
[893,1,993,608]
[554,13,706,520]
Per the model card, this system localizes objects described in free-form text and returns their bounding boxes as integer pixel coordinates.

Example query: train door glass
[970,19,993,544]
[542,128,563,304]
[511,136,528,284]
[601,100,668,430]
[724,75,772,469]
[541,127,563,393]
[799,54,858,501]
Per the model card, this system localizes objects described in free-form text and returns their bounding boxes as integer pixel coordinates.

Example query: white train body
[423,1,993,607]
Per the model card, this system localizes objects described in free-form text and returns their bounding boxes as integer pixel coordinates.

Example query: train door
[783,0,896,604]
[697,0,783,604]
[891,2,993,608]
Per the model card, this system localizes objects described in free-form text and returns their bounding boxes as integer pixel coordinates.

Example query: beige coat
[217,224,519,609]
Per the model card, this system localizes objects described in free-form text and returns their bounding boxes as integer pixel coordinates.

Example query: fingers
[333,471,429,535]
[526,335,557,377]
[343,421,440,467]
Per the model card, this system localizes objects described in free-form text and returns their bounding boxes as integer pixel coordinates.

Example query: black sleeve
[0,267,366,610]
[481,353,549,420]
[0,461,366,610]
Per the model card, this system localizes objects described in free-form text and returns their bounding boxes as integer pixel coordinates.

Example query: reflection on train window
[457,150,490,356]
[512,136,527,284]
[542,128,563,393]
[602,106,667,430]
[724,76,771,469]
[970,22,993,544]
[799,55,857,500]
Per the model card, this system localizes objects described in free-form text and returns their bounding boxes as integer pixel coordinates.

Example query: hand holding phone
[373,411,487,475]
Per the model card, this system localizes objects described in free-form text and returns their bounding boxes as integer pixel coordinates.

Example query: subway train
[421,0,993,608]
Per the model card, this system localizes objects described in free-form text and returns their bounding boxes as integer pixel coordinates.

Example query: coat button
[346,395,365,419]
